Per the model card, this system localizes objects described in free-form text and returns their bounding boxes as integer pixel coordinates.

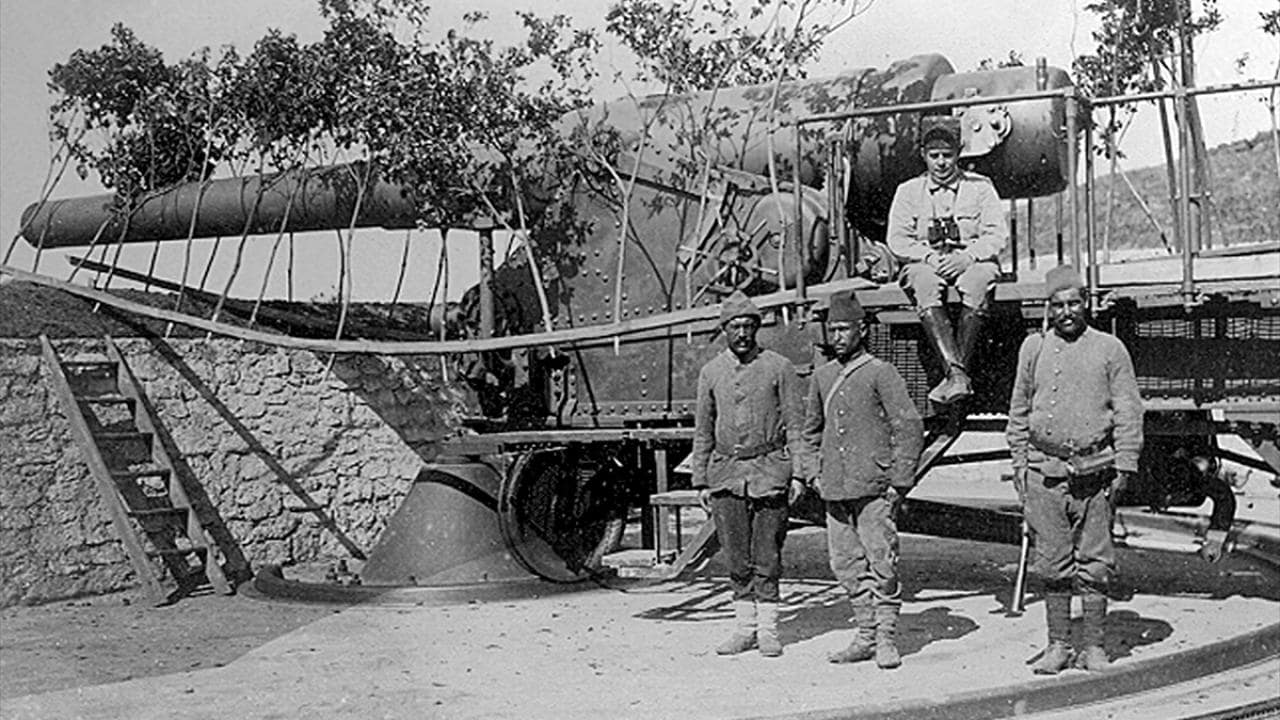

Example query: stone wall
[0,337,466,606]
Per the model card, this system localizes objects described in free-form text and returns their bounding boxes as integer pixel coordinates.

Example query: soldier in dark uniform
[1007,265,1144,673]
[802,290,924,669]
[691,291,806,658]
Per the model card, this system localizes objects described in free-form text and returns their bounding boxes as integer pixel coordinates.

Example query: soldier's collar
[927,173,962,193]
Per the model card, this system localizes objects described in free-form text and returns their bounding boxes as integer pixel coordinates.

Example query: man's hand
[1012,467,1028,506]
[696,488,712,513]
[1109,471,1132,505]
[936,250,974,280]
[788,477,807,505]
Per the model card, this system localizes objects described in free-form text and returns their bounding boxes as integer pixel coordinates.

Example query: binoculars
[927,217,962,249]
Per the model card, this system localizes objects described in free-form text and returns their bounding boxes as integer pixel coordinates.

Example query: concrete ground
[3,455,1277,720]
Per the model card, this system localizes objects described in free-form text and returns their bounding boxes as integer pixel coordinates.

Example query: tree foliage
[605,0,842,93]
[49,24,233,200]
[1072,0,1222,158]
[45,1,601,229]
[1073,0,1221,98]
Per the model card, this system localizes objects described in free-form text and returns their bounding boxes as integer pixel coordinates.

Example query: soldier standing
[802,290,924,669]
[1007,265,1144,673]
[691,290,806,658]
[887,116,1007,405]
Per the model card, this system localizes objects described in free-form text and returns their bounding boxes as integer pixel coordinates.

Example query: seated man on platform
[887,116,1007,405]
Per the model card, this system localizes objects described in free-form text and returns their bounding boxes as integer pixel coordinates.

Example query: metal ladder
[40,335,232,605]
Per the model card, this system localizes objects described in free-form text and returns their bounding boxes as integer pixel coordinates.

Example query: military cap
[719,290,762,325]
[920,115,962,150]
[1044,265,1085,298]
[825,289,865,324]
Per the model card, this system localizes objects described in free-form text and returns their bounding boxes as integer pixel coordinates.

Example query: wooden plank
[40,335,169,605]
[655,520,719,580]
[105,337,232,595]
[1096,250,1280,286]
[652,448,672,558]
[650,490,702,507]
[8,259,1273,356]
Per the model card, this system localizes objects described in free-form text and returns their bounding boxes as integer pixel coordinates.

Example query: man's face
[1047,287,1087,338]
[725,316,760,357]
[827,320,864,359]
[922,144,959,185]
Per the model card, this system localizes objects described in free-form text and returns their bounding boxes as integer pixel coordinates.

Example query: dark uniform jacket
[690,347,804,497]
[1007,326,1144,476]
[801,353,924,499]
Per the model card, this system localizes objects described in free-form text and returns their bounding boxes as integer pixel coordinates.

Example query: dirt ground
[3,528,1275,708]
[0,583,342,699]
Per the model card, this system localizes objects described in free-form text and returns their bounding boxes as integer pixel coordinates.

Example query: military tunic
[887,170,1007,309]
[691,346,804,602]
[802,353,924,607]
[1006,326,1144,588]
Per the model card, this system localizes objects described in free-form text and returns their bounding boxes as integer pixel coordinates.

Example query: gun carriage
[17,54,1280,586]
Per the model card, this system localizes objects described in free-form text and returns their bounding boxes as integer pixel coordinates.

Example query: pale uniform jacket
[886,170,1008,263]
[690,347,805,497]
[1006,326,1145,476]
[801,353,924,500]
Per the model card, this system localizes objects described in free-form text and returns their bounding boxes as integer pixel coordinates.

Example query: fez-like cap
[1044,265,1085,298]
[920,115,962,150]
[719,290,762,325]
[825,290,865,324]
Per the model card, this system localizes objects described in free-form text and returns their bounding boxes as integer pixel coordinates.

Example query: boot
[918,307,971,405]
[756,601,783,657]
[956,306,988,373]
[715,599,757,655]
[1076,593,1111,671]
[874,605,902,669]
[1031,592,1073,675]
[828,602,876,664]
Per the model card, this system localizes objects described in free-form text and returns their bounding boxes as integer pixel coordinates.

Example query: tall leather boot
[1076,593,1111,670]
[1031,591,1073,674]
[874,605,902,669]
[756,601,783,657]
[956,306,988,375]
[716,599,757,655]
[828,601,876,664]
[918,307,971,405]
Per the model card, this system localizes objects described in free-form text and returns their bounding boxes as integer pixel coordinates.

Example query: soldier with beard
[802,290,924,669]
[691,290,806,658]
[1007,265,1144,673]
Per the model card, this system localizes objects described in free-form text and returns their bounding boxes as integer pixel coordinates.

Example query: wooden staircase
[41,335,232,605]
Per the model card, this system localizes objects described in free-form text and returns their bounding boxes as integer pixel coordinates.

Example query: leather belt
[717,438,785,460]
[1031,438,1110,461]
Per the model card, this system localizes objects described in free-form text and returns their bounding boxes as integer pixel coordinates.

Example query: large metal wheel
[498,448,628,583]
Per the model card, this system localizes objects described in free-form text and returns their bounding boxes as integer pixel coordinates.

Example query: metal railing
[787,74,1280,308]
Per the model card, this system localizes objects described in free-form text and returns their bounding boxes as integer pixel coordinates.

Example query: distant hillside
[1019,131,1280,257]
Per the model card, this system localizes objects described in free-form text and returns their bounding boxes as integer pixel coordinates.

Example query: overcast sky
[2,0,1275,301]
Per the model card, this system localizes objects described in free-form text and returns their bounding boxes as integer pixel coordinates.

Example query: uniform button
[1052,386,1058,391]
[1054,368,1062,375]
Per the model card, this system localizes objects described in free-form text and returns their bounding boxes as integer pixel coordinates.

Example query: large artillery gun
[16,54,1280,586]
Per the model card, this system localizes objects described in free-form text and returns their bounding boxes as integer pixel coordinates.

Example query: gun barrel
[20,163,419,249]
